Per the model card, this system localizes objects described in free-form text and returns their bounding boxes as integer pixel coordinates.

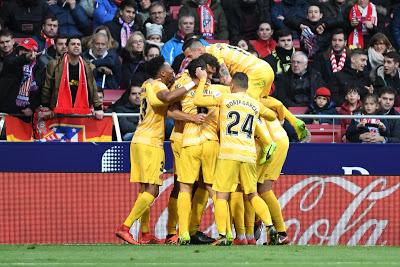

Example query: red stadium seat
[169,5,181,20]
[395,107,400,113]
[207,39,229,44]
[307,124,342,143]
[293,39,301,50]
[14,38,26,44]
[103,89,125,107]
[288,106,308,114]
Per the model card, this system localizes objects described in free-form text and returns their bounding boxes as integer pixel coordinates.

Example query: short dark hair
[198,53,220,74]
[144,43,160,57]
[274,29,292,41]
[379,87,397,97]
[232,72,248,89]
[331,28,347,40]
[182,33,203,52]
[145,55,166,78]
[149,1,165,12]
[383,51,400,64]
[0,29,13,39]
[55,34,68,43]
[345,86,360,95]
[42,13,58,25]
[350,49,367,58]
[66,36,81,46]
[187,58,206,78]
[307,1,321,11]
[120,0,137,11]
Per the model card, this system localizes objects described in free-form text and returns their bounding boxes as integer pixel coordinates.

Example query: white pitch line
[0,262,399,266]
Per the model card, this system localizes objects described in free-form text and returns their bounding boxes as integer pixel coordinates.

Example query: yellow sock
[177,192,191,236]
[244,198,255,236]
[140,207,150,233]
[167,197,178,235]
[189,187,209,235]
[230,192,245,236]
[123,192,155,227]
[260,190,286,232]
[215,199,229,236]
[250,195,272,226]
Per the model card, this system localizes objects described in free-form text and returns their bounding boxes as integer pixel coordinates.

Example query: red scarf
[54,54,90,114]
[198,0,215,39]
[330,49,346,72]
[348,3,374,48]
[40,30,54,50]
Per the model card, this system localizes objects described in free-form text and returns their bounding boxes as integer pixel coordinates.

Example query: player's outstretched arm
[156,86,191,104]
[259,104,277,121]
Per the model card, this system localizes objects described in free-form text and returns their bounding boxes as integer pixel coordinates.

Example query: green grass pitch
[0,245,399,267]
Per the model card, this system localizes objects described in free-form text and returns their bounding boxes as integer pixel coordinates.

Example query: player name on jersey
[225,99,259,113]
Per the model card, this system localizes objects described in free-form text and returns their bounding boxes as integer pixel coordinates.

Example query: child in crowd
[304,87,338,125]
[346,93,387,143]
[337,87,363,141]
[145,23,164,48]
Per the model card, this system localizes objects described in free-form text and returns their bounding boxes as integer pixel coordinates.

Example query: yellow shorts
[212,159,257,195]
[256,135,289,183]
[178,140,219,185]
[171,133,183,177]
[130,143,164,185]
[246,66,274,99]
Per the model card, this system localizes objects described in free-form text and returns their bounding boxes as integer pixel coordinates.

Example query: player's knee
[179,182,192,193]
[258,180,273,193]
[146,184,159,197]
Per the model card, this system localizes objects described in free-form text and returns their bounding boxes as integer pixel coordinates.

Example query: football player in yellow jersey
[193,71,278,245]
[256,109,291,245]
[115,56,194,245]
[164,70,208,244]
[176,57,231,245]
[182,37,309,141]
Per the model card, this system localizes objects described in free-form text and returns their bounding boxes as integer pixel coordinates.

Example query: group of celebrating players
[115,35,309,246]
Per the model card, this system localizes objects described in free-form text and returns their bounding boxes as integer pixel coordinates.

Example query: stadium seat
[293,39,301,50]
[14,38,25,44]
[395,107,400,113]
[169,5,181,20]
[306,124,342,143]
[103,89,125,107]
[207,39,229,44]
[288,106,308,114]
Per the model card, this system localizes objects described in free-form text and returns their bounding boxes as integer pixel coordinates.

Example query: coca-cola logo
[133,175,400,245]
[279,176,399,245]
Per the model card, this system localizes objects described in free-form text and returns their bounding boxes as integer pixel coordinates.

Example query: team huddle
[115,37,309,246]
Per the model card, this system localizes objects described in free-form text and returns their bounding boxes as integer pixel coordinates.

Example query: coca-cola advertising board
[3,172,397,245]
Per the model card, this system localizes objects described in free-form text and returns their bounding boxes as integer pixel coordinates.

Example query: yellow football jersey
[132,80,169,147]
[205,43,270,75]
[169,71,192,142]
[194,89,272,163]
[181,80,228,147]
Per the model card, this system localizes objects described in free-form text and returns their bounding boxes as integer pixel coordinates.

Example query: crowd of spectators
[0,0,399,142]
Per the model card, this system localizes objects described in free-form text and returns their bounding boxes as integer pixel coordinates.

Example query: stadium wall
[0,143,399,245]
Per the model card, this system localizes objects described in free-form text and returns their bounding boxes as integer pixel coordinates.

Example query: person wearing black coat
[275,51,326,107]
[328,49,373,106]
[0,0,49,38]
[105,0,143,51]
[142,2,177,43]
[113,84,141,141]
[0,42,40,117]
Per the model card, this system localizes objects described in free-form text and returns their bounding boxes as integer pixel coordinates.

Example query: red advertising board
[0,173,398,245]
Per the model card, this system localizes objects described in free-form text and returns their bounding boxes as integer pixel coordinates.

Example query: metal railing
[1,112,399,143]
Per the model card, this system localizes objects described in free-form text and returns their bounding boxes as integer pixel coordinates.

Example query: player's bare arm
[219,63,232,85]
[168,103,207,124]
